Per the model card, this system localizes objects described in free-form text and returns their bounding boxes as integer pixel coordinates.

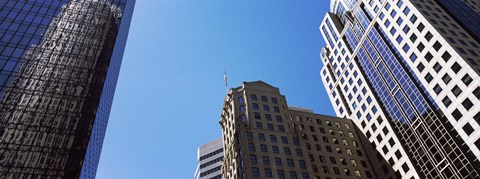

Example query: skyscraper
[319,0,480,178]
[220,81,397,179]
[194,138,223,179]
[0,0,135,178]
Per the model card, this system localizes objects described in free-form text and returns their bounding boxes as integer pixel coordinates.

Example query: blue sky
[96,0,333,178]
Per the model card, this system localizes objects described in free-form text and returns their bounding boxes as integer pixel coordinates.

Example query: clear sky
[96,0,333,178]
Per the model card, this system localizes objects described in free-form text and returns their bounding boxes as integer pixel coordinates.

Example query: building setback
[319,0,480,178]
[195,138,224,179]
[0,0,135,178]
[220,81,397,179]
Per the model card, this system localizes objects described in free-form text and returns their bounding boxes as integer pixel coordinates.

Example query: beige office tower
[220,81,398,179]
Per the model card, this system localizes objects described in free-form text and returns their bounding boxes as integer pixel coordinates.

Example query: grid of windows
[0,1,134,178]
[320,0,480,178]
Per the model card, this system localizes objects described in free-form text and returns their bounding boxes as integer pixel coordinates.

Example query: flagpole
[224,69,229,93]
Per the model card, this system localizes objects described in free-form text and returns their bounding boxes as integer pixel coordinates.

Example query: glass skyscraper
[0,0,135,178]
[319,0,480,178]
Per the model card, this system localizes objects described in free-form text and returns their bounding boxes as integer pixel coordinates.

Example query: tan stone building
[220,81,397,179]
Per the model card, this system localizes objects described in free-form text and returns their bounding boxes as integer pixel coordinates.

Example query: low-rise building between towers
[219,81,398,179]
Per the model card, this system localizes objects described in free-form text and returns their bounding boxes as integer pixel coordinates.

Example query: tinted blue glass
[438,0,480,41]
[0,0,135,178]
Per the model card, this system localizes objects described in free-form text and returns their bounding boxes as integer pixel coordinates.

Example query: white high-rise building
[319,0,480,178]
[195,138,223,179]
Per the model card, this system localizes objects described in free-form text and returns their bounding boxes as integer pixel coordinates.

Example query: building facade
[0,0,135,178]
[319,0,480,178]
[195,138,224,179]
[220,81,397,179]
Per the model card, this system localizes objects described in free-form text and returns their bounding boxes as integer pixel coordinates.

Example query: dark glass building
[0,0,135,178]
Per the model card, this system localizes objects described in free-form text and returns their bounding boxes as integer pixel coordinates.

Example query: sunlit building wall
[220,81,397,179]
[319,0,480,178]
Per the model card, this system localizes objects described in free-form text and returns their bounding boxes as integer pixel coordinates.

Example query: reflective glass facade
[0,0,135,178]
[438,0,480,42]
[320,0,480,179]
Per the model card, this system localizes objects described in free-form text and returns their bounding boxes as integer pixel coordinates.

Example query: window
[252,167,260,177]
[452,85,462,97]
[330,157,336,164]
[272,98,278,104]
[462,98,474,110]
[270,135,277,142]
[251,94,257,100]
[256,122,263,129]
[296,149,303,157]
[293,138,300,145]
[463,123,474,136]
[452,62,461,73]
[264,114,272,121]
[425,52,433,62]
[425,32,433,41]
[402,44,410,52]
[336,147,342,154]
[410,14,417,22]
[263,105,270,111]
[275,158,282,166]
[302,172,309,179]
[433,84,442,94]
[417,62,424,72]
[410,53,417,61]
[357,150,363,156]
[462,74,473,86]
[267,124,274,130]
[403,25,410,33]
[262,156,270,165]
[345,168,351,176]
[417,42,425,52]
[349,159,357,167]
[402,164,409,173]
[290,171,297,179]
[278,125,285,132]
[396,36,403,43]
[442,74,451,84]
[247,132,253,140]
[287,159,294,167]
[433,62,441,72]
[276,115,283,122]
[452,109,462,121]
[299,160,306,169]
[418,23,425,32]
[272,146,279,153]
[348,132,354,138]
[281,136,288,144]
[442,52,451,61]
[433,41,441,51]
[239,97,244,103]
[250,155,257,163]
[254,112,261,119]
[248,143,255,152]
[442,96,452,107]
[274,106,280,113]
[253,103,259,110]
[474,87,480,100]
[425,73,433,83]
[261,144,268,152]
[261,96,268,102]
[258,133,266,141]
[265,168,272,177]
[240,106,246,113]
[277,170,285,178]
[284,147,291,155]
[334,167,340,175]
